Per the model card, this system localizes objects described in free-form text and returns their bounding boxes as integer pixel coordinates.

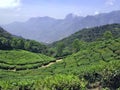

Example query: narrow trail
[41,59,63,68]
[87,86,102,90]
[3,59,63,71]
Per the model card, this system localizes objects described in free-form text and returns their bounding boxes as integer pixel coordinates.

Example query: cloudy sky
[0,0,120,24]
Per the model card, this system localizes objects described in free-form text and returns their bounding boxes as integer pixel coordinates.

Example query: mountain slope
[0,26,120,89]
[3,10,120,43]
[0,27,47,54]
[0,37,119,90]
[0,27,13,38]
[50,24,120,48]
[37,38,120,89]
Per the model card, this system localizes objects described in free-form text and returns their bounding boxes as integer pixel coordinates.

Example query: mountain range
[2,10,120,43]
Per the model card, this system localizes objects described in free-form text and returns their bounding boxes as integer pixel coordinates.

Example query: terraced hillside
[0,50,55,71]
[0,38,120,90]
[43,38,120,75]
[0,25,120,89]
[27,38,120,89]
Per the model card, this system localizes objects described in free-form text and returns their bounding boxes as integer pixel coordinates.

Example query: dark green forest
[0,24,120,90]
[0,27,47,54]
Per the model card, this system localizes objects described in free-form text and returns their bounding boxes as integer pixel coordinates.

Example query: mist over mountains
[3,10,120,43]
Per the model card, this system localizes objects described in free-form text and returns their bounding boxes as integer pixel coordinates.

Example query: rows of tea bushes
[0,50,55,70]
[0,74,88,90]
[0,38,120,89]
[22,38,120,89]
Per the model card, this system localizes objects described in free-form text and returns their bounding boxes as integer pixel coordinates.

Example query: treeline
[0,27,47,54]
[50,24,120,48]
[49,30,114,58]
[48,24,120,57]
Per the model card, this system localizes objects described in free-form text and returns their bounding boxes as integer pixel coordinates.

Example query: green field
[0,38,120,89]
[0,50,55,70]
[0,24,120,90]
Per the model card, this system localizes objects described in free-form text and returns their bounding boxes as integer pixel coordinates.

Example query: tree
[72,39,80,52]
[56,42,64,57]
[103,31,113,40]
[0,37,11,49]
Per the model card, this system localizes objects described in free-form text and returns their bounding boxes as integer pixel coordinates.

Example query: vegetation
[0,24,120,89]
[56,42,64,57]
[0,37,120,89]
[49,24,120,57]
[0,50,55,70]
[0,27,47,54]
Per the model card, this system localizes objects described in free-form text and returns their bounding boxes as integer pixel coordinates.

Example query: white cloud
[0,0,21,8]
[106,0,116,6]
[94,11,99,15]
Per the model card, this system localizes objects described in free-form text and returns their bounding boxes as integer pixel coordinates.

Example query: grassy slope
[0,38,120,89]
[4,38,118,77]
[0,24,120,89]
[0,50,55,70]
[0,50,54,64]
[24,38,120,75]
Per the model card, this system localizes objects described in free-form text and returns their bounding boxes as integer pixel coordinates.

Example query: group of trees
[51,24,120,49]
[0,37,47,54]
[54,30,114,58]
[54,39,85,58]
[0,27,47,54]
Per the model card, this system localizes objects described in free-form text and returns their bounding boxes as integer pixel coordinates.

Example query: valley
[0,23,120,89]
[1,0,120,89]
[3,10,120,43]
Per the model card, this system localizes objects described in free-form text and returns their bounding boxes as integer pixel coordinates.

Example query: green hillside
[0,25,120,90]
[0,27,47,54]
[0,27,12,38]
[49,24,120,57]
[0,50,55,70]
[51,24,120,47]
[0,38,120,89]
[45,38,120,75]
[25,38,120,89]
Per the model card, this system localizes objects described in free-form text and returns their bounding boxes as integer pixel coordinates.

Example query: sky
[0,0,120,24]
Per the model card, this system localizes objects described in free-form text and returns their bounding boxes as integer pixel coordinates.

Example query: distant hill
[48,24,120,57]
[50,24,120,47]
[3,10,120,43]
[0,27,47,54]
[0,27,13,38]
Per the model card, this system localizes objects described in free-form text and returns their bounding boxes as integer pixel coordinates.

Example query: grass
[0,38,120,89]
[0,50,55,70]
[0,50,54,64]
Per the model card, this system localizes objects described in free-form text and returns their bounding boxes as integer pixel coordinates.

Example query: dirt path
[87,86,102,90]
[4,59,63,71]
[41,59,63,68]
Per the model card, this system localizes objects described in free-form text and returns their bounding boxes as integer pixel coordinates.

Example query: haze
[0,0,120,24]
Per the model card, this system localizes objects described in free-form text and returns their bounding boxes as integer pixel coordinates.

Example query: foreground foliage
[0,38,120,89]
